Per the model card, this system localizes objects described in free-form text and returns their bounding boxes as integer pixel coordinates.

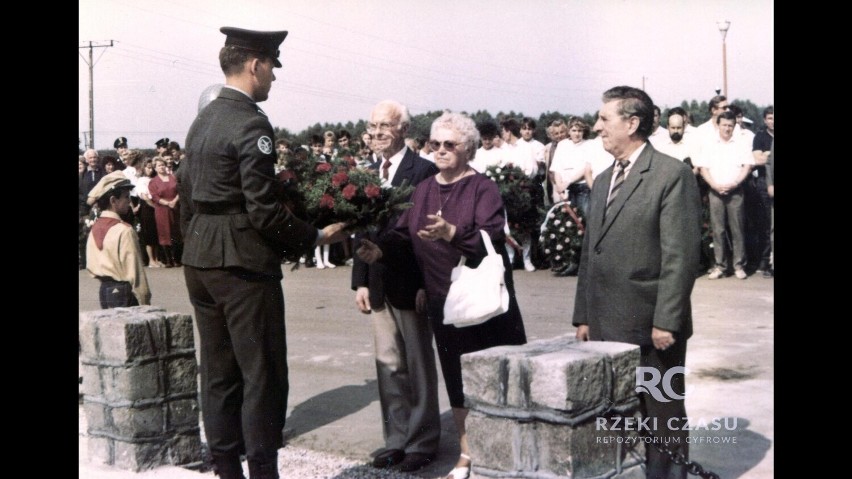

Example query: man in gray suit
[181,27,346,479]
[573,86,701,479]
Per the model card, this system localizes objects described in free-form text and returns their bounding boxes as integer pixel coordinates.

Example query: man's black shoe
[372,449,405,469]
[762,269,774,278]
[395,452,435,472]
[555,262,579,277]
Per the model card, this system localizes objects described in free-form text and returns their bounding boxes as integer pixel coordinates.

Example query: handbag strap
[479,229,497,256]
[455,230,498,268]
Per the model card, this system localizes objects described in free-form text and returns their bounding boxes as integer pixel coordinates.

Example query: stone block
[527,348,607,413]
[87,436,113,466]
[107,362,161,401]
[167,399,199,430]
[468,412,644,478]
[111,405,164,438]
[462,335,579,409]
[167,314,195,350]
[89,307,169,362]
[165,357,197,395]
[169,433,203,465]
[83,401,110,431]
[466,412,518,472]
[567,341,640,404]
[81,364,103,398]
[79,315,99,360]
[113,440,168,472]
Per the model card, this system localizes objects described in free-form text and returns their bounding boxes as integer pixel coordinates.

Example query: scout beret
[88,171,135,201]
[113,137,128,149]
[220,26,288,68]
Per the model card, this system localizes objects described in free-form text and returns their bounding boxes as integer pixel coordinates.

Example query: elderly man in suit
[573,86,701,479]
[351,100,441,473]
[181,27,347,479]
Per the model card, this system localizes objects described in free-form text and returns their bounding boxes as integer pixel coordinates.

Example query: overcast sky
[78,0,774,151]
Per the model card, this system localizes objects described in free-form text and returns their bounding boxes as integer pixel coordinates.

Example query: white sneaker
[316,262,326,269]
[325,262,336,269]
[734,268,747,279]
[524,260,536,272]
[708,268,724,280]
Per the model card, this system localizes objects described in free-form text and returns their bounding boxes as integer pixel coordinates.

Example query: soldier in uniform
[181,26,347,479]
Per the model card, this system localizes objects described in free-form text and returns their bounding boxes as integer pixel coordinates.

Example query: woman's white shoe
[445,453,471,479]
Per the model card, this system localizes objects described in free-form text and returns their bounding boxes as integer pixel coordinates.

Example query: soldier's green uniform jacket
[181,86,317,278]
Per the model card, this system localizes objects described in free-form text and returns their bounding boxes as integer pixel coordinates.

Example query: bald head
[84,149,99,168]
[368,100,410,157]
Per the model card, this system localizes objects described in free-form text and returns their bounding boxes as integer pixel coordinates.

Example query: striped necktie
[605,160,630,218]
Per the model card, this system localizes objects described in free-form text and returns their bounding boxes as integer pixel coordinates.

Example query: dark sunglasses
[428,140,462,151]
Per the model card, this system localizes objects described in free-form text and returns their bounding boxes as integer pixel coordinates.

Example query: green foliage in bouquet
[538,201,585,270]
[277,155,414,233]
[483,163,544,239]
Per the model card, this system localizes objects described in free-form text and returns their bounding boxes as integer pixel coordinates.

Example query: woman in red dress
[148,157,182,267]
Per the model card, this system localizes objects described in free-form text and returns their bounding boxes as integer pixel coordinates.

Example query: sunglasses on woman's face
[429,140,461,151]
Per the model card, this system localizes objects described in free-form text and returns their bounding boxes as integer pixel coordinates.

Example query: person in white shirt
[543,119,569,204]
[471,121,504,173]
[647,105,671,148]
[500,118,538,271]
[500,118,537,178]
[582,136,615,190]
[550,117,592,217]
[519,117,546,174]
[418,136,435,162]
[655,111,698,173]
[694,111,754,280]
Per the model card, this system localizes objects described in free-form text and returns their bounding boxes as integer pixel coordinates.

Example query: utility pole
[642,76,647,91]
[80,41,114,150]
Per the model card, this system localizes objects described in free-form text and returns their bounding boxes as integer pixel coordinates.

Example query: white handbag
[442,230,510,328]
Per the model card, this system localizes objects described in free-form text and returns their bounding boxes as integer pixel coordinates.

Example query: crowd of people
[78,26,773,479]
[78,137,187,270]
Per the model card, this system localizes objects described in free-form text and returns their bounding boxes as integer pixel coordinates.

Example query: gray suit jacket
[572,142,701,346]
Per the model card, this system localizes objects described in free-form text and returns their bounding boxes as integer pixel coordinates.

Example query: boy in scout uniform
[85,171,151,308]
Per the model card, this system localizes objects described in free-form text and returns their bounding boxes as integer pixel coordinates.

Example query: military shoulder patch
[257,136,273,155]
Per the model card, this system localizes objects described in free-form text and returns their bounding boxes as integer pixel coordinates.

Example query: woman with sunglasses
[358,111,527,479]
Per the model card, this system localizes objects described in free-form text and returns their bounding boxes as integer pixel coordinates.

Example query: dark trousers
[568,183,591,219]
[98,279,139,309]
[744,174,772,271]
[184,266,288,478]
[639,340,688,479]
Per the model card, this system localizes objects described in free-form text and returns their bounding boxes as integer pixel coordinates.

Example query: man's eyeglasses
[428,140,462,151]
[366,122,397,133]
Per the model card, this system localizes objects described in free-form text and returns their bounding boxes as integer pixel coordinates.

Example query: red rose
[364,184,381,199]
[315,163,332,173]
[277,169,295,181]
[332,172,349,187]
[319,194,335,209]
[342,184,358,200]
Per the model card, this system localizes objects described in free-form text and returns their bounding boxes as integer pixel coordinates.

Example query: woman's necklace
[435,181,457,217]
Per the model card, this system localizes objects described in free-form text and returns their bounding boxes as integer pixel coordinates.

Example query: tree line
[274,98,772,148]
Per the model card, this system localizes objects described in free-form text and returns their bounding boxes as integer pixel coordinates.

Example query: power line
[79,40,114,150]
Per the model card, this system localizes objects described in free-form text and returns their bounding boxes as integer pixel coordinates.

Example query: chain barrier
[638,425,721,479]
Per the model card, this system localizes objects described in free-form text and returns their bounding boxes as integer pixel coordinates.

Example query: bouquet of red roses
[484,163,544,240]
[276,154,414,233]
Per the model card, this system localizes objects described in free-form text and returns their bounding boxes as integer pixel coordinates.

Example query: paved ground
[79,263,774,479]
